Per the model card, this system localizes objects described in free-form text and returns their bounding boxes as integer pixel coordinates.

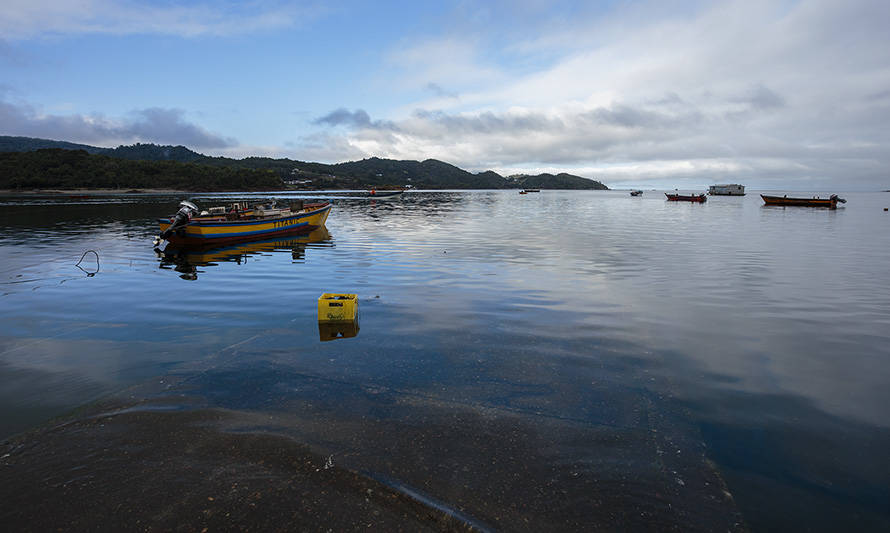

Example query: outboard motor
[159,200,199,239]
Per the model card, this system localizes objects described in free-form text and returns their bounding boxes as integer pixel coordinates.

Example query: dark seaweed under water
[1,190,888,530]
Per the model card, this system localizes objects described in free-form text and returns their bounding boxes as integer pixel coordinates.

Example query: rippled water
[1,190,888,530]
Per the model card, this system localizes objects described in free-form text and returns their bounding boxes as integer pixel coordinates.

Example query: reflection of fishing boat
[630,190,643,196]
[367,189,404,198]
[155,200,331,249]
[156,227,331,280]
[761,194,846,209]
[159,226,330,264]
[666,193,707,203]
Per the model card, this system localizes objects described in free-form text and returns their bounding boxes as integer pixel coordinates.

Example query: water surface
[1,190,888,530]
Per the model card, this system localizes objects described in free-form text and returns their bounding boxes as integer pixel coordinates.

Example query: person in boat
[370,189,376,196]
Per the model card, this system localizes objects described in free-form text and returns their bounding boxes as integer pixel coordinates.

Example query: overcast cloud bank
[1,98,235,149]
[297,0,890,189]
[1,0,888,189]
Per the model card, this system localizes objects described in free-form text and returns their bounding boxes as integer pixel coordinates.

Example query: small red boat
[665,193,707,203]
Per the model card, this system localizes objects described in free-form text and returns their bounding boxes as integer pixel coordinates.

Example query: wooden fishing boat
[665,193,707,203]
[630,190,643,196]
[155,200,331,249]
[760,194,846,209]
[523,189,541,193]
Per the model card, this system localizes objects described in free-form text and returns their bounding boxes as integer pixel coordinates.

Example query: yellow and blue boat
[156,200,331,248]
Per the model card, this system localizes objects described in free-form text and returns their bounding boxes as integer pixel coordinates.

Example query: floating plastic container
[318,293,359,323]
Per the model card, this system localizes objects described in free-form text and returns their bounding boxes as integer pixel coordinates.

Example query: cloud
[301,0,890,189]
[735,84,786,110]
[0,0,326,40]
[0,97,235,148]
[313,108,373,128]
[425,83,459,99]
[121,108,236,148]
[312,108,395,130]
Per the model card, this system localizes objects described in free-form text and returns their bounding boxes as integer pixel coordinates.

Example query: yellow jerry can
[317,293,359,323]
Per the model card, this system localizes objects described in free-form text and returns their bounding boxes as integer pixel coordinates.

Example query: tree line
[0,149,283,191]
[0,136,610,190]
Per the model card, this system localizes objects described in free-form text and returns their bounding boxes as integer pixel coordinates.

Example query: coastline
[0,188,190,195]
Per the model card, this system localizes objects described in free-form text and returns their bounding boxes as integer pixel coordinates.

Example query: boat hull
[159,203,331,245]
[760,195,837,209]
[665,193,706,202]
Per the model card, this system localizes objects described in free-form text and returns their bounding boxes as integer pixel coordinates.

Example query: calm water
[1,190,889,530]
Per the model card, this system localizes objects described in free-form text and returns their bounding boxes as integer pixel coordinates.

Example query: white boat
[708,184,745,196]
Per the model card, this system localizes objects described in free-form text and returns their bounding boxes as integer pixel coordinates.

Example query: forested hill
[0,149,283,191]
[508,173,603,189]
[0,136,609,190]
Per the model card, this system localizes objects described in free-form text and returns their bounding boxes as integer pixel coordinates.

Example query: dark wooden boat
[665,193,706,203]
[630,190,643,196]
[760,194,845,209]
[523,189,541,193]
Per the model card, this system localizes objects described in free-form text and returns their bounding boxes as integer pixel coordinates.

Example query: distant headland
[0,136,608,192]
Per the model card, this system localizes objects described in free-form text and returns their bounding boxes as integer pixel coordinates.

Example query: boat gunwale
[158,203,331,227]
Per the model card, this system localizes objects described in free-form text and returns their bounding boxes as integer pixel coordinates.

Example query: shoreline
[0,188,190,195]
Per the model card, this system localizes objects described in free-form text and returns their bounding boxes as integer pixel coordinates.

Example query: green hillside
[0,149,283,191]
[0,136,609,190]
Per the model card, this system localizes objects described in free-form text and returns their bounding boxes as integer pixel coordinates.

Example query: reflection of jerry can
[318,321,360,342]
[317,293,359,322]
[317,293,359,342]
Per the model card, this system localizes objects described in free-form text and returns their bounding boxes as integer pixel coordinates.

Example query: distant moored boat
[760,194,846,209]
[708,184,745,196]
[665,193,707,203]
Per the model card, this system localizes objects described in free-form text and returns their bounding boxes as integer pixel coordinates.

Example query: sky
[1,0,888,190]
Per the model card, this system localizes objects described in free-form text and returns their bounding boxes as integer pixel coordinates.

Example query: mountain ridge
[0,136,609,190]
